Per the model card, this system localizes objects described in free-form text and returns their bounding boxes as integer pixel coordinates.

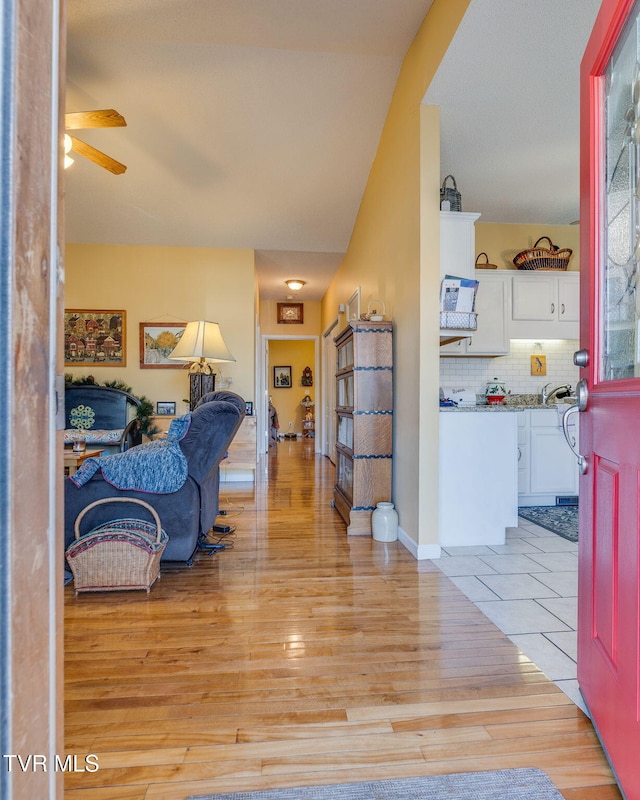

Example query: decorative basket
[439,311,477,330]
[475,252,498,270]
[440,174,462,211]
[66,497,168,594]
[513,237,572,271]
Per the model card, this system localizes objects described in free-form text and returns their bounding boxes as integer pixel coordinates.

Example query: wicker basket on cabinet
[513,237,572,271]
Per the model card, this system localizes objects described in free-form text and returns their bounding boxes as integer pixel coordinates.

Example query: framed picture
[156,401,176,416]
[277,302,304,324]
[64,309,126,367]
[245,401,253,416]
[139,322,186,368]
[273,366,292,388]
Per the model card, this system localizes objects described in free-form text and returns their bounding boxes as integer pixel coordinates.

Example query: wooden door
[579,1,640,796]
[1,1,65,798]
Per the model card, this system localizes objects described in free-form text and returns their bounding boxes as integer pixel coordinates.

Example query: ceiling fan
[64,109,127,175]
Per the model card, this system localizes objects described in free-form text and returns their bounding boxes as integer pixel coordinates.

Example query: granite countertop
[440,393,571,412]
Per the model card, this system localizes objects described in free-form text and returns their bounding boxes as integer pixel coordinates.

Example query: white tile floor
[432,518,587,714]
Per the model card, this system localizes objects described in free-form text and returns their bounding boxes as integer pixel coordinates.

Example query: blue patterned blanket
[70,414,191,493]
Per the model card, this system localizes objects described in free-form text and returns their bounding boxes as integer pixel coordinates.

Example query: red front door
[579,1,640,797]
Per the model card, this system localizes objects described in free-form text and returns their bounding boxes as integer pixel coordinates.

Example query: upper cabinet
[439,211,481,345]
[510,272,580,338]
[440,271,510,356]
[440,269,580,357]
[440,211,481,280]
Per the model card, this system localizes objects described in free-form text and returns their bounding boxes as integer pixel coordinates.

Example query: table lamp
[168,320,235,409]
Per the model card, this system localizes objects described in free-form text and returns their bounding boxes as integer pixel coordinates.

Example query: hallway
[64,440,619,799]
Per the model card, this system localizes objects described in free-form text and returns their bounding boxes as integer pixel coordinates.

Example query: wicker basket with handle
[440,174,462,211]
[475,252,498,270]
[66,497,168,594]
[513,236,572,271]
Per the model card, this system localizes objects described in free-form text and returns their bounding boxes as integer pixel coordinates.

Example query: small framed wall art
[156,401,176,416]
[530,355,547,376]
[64,309,126,367]
[140,322,186,368]
[274,366,292,388]
[277,302,304,324]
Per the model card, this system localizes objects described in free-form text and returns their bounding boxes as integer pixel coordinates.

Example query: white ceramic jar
[372,502,399,542]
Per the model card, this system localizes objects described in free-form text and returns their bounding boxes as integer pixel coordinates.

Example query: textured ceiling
[65,0,435,301]
[424,0,601,225]
[65,0,600,302]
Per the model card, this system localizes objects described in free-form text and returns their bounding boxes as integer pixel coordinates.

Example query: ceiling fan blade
[69,136,127,175]
[65,109,127,130]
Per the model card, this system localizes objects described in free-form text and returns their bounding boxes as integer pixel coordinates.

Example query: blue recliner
[64,391,245,564]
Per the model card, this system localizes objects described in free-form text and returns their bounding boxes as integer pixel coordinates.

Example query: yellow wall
[321,0,471,552]
[260,300,322,336]
[475,223,580,271]
[65,244,256,411]
[268,339,316,435]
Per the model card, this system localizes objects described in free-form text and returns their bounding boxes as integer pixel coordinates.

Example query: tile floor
[432,518,586,714]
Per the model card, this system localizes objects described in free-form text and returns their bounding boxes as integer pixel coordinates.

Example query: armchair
[64,391,245,564]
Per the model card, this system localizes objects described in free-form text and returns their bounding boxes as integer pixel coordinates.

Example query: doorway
[259,335,320,456]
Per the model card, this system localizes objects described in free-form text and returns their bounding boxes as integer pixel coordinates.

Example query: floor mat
[518,505,578,542]
[186,769,564,800]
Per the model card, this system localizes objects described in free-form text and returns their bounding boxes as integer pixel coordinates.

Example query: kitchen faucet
[540,383,573,405]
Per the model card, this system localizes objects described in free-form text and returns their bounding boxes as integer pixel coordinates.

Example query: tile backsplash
[440,339,580,396]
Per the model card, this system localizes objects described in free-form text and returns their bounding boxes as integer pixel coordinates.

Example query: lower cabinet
[518,409,578,506]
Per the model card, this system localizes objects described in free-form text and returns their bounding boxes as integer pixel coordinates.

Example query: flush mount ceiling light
[285,279,305,291]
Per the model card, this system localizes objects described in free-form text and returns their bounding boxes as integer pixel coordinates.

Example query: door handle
[562,406,587,474]
[551,302,555,314]
[573,348,589,368]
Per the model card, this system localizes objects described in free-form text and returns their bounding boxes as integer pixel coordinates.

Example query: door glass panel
[602,2,640,381]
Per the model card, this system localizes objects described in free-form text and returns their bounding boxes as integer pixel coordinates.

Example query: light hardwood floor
[64,439,621,800]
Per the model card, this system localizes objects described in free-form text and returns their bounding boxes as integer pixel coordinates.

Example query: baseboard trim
[220,470,255,483]
[397,526,441,560]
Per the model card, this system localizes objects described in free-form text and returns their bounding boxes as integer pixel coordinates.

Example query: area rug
[186,768,563,800]
[518,504,578,542]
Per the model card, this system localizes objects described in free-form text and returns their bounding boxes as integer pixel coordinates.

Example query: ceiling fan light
[285,279,305,291]
[63,134,74,169]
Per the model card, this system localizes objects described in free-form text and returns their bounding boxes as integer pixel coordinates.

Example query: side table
[63,448,105,476]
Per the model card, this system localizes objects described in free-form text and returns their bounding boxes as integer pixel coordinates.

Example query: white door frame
[321,317,339,461]
[259,334,321,454]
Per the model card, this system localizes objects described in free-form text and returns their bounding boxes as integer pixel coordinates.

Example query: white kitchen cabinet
[518,408,579,506]
[440,271,510,356]
[440,211,481,279]
[510,272,580,338]
[439,211,482,346]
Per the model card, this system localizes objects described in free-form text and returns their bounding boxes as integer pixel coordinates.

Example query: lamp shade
[168,320,235,364]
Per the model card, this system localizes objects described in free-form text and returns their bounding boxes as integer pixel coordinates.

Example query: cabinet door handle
[517,446,521,462]
[561,303,565,315]
[551,302,555,314]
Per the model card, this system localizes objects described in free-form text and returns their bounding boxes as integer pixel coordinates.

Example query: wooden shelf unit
[333,320,393,535]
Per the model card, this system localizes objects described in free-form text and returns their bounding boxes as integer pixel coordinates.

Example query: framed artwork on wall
[139,322,186,368]
[156,401,176,416]
[277,302,304,324]
[273,366,292,388]
[64,309,126,367]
